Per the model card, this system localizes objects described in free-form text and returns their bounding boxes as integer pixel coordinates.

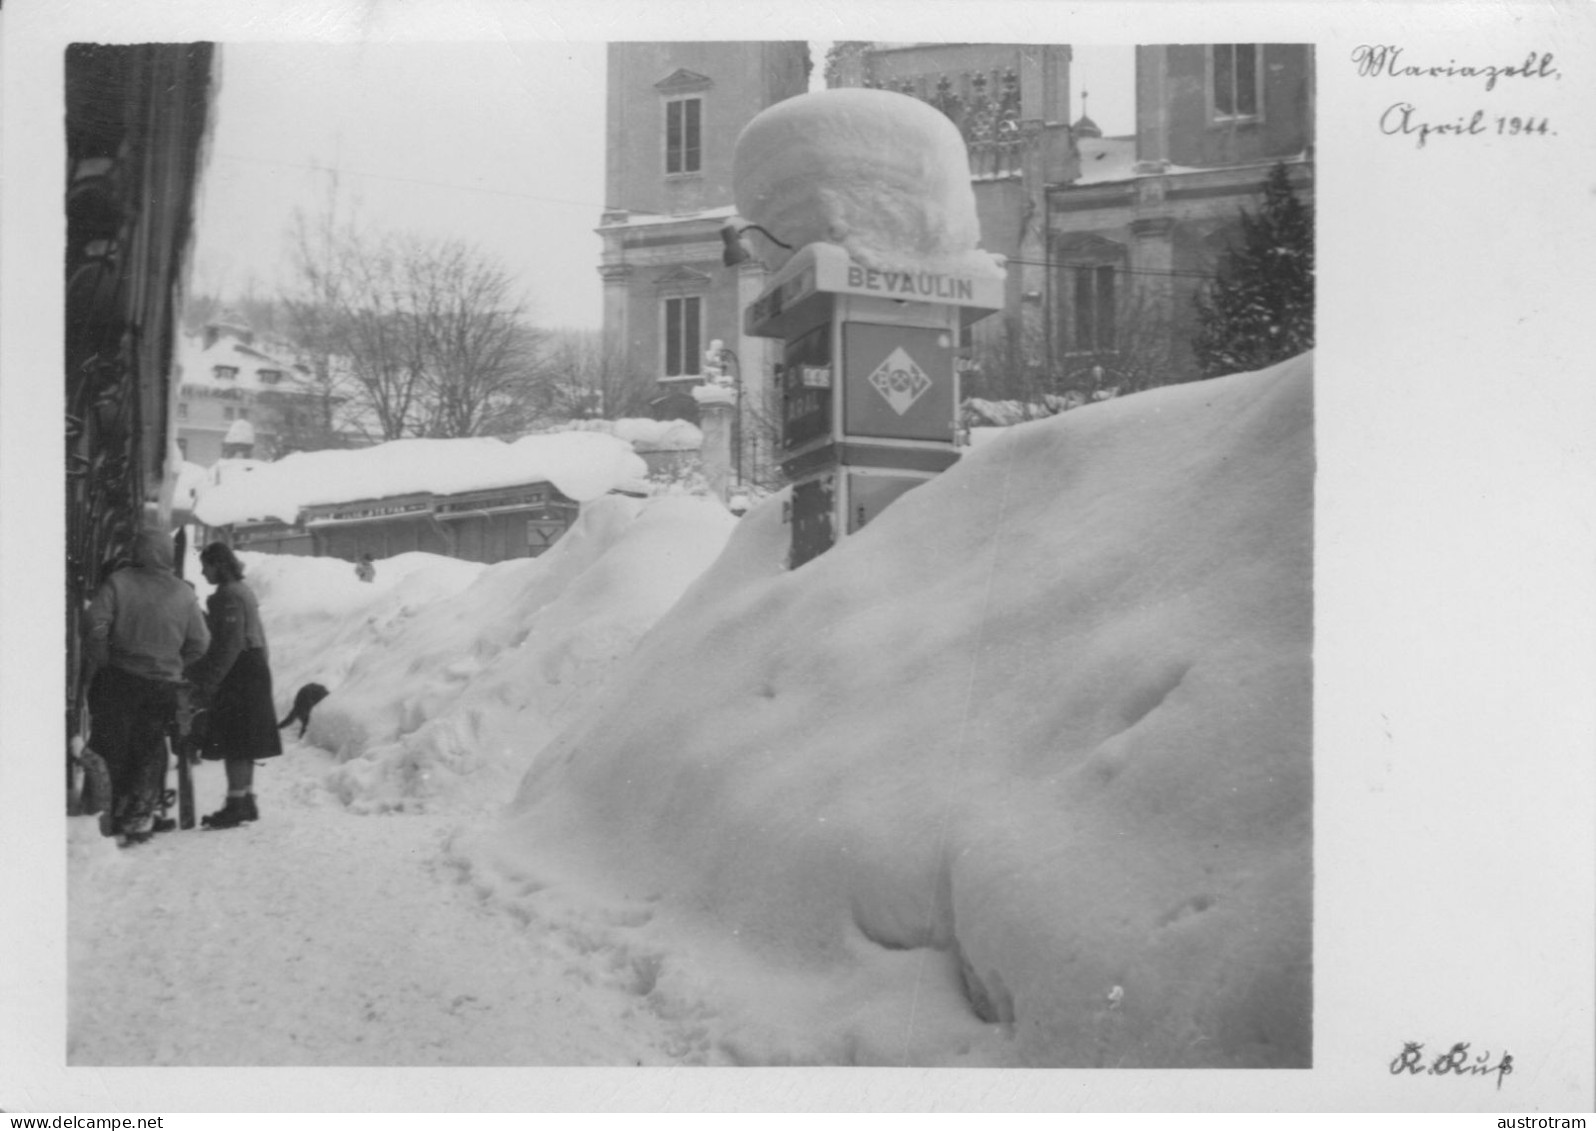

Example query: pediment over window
[654,265,714,288]
[655,68,713,95]
[1055,232,1126,262]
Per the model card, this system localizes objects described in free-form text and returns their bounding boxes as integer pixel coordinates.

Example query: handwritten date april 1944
[1352,46,1561,148]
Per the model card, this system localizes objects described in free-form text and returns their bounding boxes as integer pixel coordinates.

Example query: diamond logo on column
[867,347,933,415]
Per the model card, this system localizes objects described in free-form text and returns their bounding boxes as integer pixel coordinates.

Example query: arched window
[1056,234,1127,357]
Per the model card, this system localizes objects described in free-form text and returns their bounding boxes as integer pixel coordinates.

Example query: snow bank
[733,89,1004,279]
[170,459,208,516]
[239,550,487,698]
[244,496,738,815]
[194,432,648,526]
[467,354,1314,1067]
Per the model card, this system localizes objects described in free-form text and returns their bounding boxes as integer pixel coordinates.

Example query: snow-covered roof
[193,432,650,527]
[176,327,310,393]
[545,417,703,452]
[598,204,737,229]
[1074,135,1138,184]
[1070,143,1311,189]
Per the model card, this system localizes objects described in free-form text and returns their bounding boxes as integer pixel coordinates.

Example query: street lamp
[704,339,743,490]
[718,220,793,267]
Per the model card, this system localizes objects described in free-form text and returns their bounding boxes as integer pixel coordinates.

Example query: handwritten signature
[1391,1041,1514,1090]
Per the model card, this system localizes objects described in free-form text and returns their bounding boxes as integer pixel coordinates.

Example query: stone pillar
[1131,213,1178,373]
[734,259,770,483]
[221,418,255,460]
[693,386,736,503]
[1135,46,1171,172]
[597,224,634,398]
[598,260,632,342]
[1020,44,1071,125]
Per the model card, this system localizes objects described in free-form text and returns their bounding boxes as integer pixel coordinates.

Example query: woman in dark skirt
[186,542,282,828]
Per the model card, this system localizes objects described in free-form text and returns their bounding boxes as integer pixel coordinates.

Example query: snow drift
[246,495,738,815]
[470,354,1314,1067]
[733,88,1003,279]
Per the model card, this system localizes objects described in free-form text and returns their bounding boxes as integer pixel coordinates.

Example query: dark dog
[278,683,329,738]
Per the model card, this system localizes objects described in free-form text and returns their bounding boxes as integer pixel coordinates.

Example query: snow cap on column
[732,88,1004,279]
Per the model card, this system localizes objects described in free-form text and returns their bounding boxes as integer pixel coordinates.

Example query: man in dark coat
[84,527,211,842]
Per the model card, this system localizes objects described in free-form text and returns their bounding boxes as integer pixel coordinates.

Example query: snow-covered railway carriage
[287,481,580,563]
[64,42,216,811]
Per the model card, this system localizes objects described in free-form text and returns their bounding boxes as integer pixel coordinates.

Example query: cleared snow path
[68,746,686,1066]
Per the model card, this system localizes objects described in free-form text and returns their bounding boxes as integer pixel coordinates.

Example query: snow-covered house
[192,431,651,564]
[174,315,349,465]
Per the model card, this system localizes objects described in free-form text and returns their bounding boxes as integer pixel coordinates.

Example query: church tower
[597,42,810,442]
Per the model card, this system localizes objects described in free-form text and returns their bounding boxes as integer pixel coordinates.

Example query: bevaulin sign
[749,243,1005,332]
[811,243,1002,308]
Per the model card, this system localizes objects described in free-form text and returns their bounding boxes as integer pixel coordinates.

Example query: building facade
[1047,44,1315,389]
[598,41,1314,458]
[827,42,1078,369]
[831,42,1314,396]
[174,317,345,465]
[596,41,811,486]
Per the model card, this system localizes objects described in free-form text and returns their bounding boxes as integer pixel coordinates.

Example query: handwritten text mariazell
[1353,46,1560,148]
[1353,46,1558,90]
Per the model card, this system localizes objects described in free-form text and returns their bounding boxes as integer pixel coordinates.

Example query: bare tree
[284,212,416,440]
[961,281,1186,428]
[1059,283,1184,400]
[536,328,652,421]
[283,211,547,440]
[406,239,546,438]
[962,316,1065,423]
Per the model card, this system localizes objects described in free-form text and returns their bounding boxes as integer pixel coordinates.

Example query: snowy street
[69,490,742,1066]
[69,749,688,1066]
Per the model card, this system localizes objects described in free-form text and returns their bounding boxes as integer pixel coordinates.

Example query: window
[176,438,187,459]
[257,369,282,385]
[213,365,239,381]
[665,98,702,175]
[1071,265,1117,353]
[663,296,702,378]
[176,402,188,420]
[1212,44,1261,120]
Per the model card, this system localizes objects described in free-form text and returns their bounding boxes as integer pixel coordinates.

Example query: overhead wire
[210,150,623,213]
[211,152,1225,282]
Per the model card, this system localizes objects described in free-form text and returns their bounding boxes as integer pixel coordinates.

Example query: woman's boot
[202,794,255,829]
